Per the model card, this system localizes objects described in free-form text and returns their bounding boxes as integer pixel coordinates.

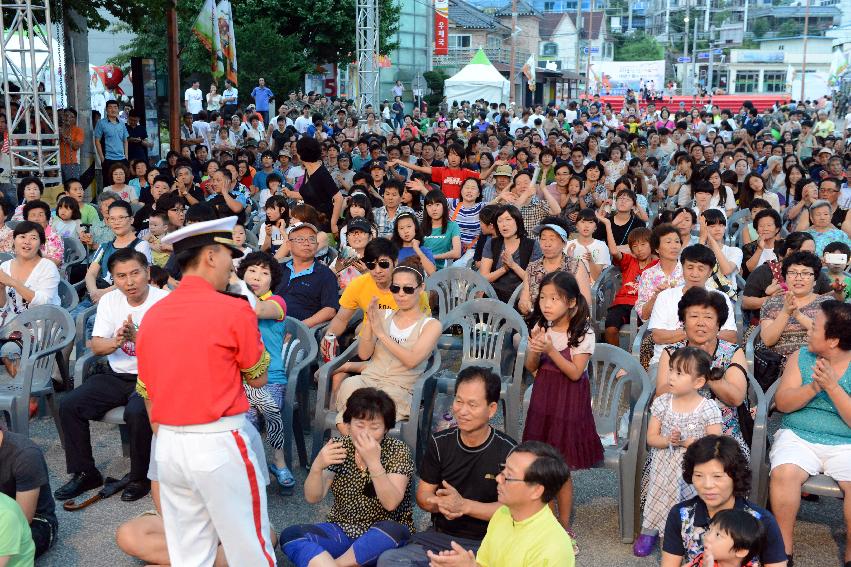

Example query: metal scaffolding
[0,0,61,184]
[355,0,379,111]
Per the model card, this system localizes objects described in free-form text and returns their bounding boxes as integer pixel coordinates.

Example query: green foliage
[752,18,770,38]
[55,0,172,31]
[106,0,400,96]
[423,69,449,108]
[612,32,664,61]
[777,20,803,36]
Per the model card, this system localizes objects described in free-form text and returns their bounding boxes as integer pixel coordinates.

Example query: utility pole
[691,0,699,95]
[509,0,518,105]
[800,0,811,101]
[576,0,583,96]
[684,2,691,93]
[166,1,180,151]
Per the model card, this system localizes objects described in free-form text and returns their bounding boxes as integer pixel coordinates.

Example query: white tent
[444,48,510,106]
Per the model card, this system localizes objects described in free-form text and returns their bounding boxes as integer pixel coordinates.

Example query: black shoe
[54,470,104,501]
[120,480,151,502]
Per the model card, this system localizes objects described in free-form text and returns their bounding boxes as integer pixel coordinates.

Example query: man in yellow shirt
[426,441,575,567]
[321,238,429,356]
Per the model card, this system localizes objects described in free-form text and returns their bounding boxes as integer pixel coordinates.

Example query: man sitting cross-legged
[55,248,168,502]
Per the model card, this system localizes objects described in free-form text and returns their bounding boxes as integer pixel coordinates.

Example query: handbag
[753,343,785,392]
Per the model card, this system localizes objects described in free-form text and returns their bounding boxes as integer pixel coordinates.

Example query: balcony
[433,46,531,68]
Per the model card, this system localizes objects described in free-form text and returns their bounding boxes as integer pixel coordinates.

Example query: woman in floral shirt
[22,201,63,266]
[662,436,787,567]
[0,200,14,254]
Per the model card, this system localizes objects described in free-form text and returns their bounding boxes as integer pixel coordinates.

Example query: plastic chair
[751,380,841,508]
[73,352,130,456]
[523,343,652,543]
[590,265,622,336]
[57,280,79,312]
[244,228,259,250]
[62,236,87,270]
[280,317,317,469]
[312,340,442,463]
[425,267,497,350]
[726,209,750,244]
[0,305,75,440]
[745,324,761,377]
[439,298,529,440]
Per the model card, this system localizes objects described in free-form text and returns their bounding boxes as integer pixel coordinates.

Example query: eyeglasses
[365,259,392,270]
[289,236,317,245]
[819,187,840,193]
[389,284,418,295]
[497,464,527,483]
[107,216,130,222]
[786,270,815,279]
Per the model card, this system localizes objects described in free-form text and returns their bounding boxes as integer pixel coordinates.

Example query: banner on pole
[434,0,448,56]
[192,0,239,85]
[215,1,238,85]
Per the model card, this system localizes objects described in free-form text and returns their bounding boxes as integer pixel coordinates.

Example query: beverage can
[324,333,338,363]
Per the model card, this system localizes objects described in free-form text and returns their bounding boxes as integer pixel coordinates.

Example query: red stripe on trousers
[231,430,275,567]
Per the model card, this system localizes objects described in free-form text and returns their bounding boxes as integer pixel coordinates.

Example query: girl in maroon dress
[523,271,604,533]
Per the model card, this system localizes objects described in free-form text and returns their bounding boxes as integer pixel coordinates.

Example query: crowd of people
[1,79,851,567]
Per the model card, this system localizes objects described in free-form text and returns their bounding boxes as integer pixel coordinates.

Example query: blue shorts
[281,521,411,567]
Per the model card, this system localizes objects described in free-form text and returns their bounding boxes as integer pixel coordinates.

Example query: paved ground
[22,411,849,567]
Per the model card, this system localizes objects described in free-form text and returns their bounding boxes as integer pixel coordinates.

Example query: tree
[107,0,401,96]
[423,70,449,109]
[613,32,664,61]
[777,19,803,36]
[752,18,770,38]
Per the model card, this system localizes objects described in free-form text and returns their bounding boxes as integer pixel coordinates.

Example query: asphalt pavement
[22,412,847,567]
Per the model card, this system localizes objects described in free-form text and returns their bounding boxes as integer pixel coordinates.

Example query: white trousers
[155,414,277,567]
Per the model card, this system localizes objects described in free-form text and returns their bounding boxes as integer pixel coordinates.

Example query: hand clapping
[528,326,553,354]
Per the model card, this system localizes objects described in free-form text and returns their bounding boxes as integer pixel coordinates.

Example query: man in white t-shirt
[56,248,169,503]
[647,243,738,365]
[294,105,313,135]
[184,80,203,118]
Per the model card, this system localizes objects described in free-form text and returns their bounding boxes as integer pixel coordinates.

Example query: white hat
[161,216,245,258]
[286,222,319,236]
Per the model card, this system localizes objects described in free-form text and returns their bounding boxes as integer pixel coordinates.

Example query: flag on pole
[215,0,238,85]
[828,49,848,88]
[191,0,238,85]
[191,0,218,52]
[522,53,536,92]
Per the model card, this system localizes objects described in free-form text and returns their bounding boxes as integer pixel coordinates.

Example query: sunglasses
[365,259,392,270]
[389,284,418,295]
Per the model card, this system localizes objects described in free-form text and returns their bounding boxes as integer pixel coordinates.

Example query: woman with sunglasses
[283,388,416,567]
[333,263,441,430]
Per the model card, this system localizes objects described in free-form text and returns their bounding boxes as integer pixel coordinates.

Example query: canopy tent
[444,48,510,106]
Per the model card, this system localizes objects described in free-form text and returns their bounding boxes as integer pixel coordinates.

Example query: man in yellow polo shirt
[426,441,574,567]
[321,238,429,356]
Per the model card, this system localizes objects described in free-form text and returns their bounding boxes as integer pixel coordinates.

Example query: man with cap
[274,222,339,328]
[809,147,833,181]
[482,164,513,203]
[136,216,277,566]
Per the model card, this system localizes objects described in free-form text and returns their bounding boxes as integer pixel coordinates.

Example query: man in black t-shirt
[0,430,57,557]
[377,367,515,567]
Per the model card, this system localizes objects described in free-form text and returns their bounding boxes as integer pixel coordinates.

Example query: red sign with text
[434,0,448,55]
